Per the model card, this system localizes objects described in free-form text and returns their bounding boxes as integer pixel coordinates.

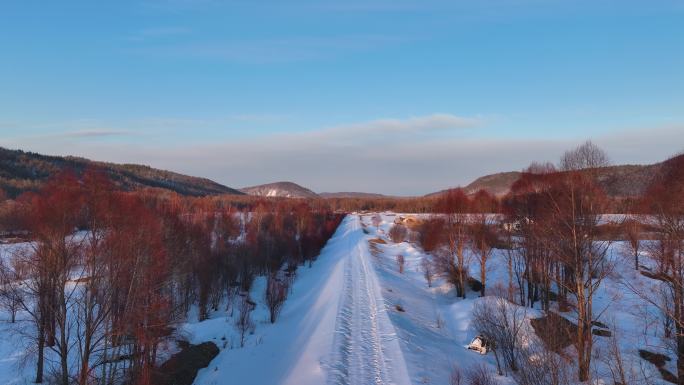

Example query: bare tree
[595,323,644,385]
[265,275,288,324]
[629,154,684,384]
[623,217,643,271]
[541,171,613,382]
[15,171,85,385]
[74,168,117,385]
[236,296,254,347]
[470,220,494,297]
[559,140,610,171]
[470,190,498,297]
[504,163,558,310]
[0,259,23,323]
[421,257,433,287]
[435,189,472,298]
[396,254,405,274]
[507,157,612,382]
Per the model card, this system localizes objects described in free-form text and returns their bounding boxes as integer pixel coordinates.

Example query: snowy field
[0,214,674,384]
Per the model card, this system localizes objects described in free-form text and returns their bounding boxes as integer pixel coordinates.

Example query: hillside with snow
[239,181,320,199]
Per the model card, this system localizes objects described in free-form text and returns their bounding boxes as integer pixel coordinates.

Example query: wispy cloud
[127,34,411,63]
[321,114,481,137]
[62,129,133,138]
[2,115,293,143]
[44,129,135,139]
[270,113,483,148]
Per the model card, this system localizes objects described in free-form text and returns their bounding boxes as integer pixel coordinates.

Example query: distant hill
[319,192,391,199]
[425,171,522,198]
[239,181,319,199]
[463,171,523,197]
[593,163,662,197]
[0,147,243,198]
[428,161,672,198]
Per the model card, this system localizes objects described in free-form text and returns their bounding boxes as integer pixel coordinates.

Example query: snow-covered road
[327,218,410,385]
[187,214,411,385]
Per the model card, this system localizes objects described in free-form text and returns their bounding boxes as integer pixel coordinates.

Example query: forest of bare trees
[414,143,684,384]
[0,168,342,385]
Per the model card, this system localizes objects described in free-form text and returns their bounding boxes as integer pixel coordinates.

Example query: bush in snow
[512,341,573,385]
[621,218,643,271]
[471,297,526,375]
[0,259,23,323]
[449,364,463,385]
[388,224,407,243]
[465,364,496,385]
[371,214,382,228]
[420,256,433,287]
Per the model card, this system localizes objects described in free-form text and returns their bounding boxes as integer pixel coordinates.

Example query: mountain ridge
[0,147,243,198]
[427,161,670,198]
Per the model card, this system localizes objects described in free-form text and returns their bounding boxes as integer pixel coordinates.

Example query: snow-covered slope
[239,181,319,199]
[361,214,670,385]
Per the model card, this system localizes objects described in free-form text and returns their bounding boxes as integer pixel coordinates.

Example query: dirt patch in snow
[368,238,387,257]
[638,349,677,384]
[530,312,577,355]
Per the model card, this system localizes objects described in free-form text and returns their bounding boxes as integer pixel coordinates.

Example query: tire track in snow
[328,254,353,384]
[327,217,410,385]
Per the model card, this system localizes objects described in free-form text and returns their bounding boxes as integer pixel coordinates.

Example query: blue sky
[1,0,683,195]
